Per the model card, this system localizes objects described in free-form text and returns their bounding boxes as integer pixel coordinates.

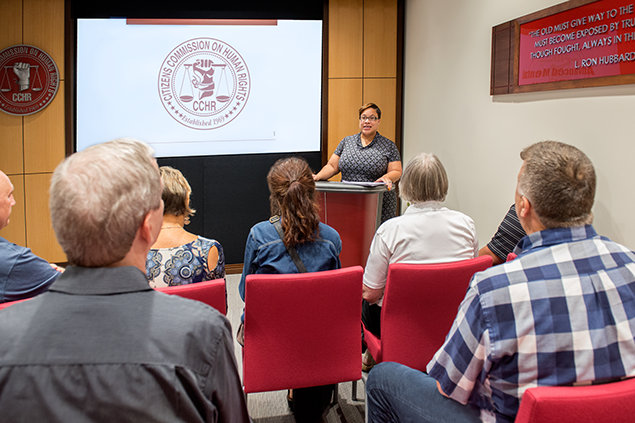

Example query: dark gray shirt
[0,265,249,423]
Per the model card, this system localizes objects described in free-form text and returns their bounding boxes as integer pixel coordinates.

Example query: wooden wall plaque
[491,0,635,94]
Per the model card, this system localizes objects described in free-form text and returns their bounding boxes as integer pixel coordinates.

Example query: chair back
[155,279,227,315]
[243,266,363,394]
[515,378,635,423]
[379,256,492,371]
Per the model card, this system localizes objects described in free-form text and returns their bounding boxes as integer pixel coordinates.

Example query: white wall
[403,0,635,249]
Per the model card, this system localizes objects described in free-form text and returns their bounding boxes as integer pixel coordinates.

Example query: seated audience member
[478,204,526,265]
[146,166,225,287]
[362,152,478,371]
[366,141,635,423]
[239,157,342,422]
[0,139,249,422]
[0,169,61,303]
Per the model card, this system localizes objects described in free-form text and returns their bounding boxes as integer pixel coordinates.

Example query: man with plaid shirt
[366,141,635,423]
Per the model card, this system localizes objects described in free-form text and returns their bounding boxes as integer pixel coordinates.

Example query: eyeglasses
[360,115,379,122]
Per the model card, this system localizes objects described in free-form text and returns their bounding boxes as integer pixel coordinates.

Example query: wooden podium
[316,181,387,268]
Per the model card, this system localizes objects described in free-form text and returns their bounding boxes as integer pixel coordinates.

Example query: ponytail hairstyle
[267,157,321,247]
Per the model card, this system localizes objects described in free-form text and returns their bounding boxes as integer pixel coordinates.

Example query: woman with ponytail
[238,157,341,299]
[238,157,341,422]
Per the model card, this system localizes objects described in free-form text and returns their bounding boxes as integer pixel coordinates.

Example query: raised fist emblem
[13,62,30,91]
[192,59,215,100]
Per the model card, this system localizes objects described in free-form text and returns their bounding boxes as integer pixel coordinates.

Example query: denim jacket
[238,220,342,316]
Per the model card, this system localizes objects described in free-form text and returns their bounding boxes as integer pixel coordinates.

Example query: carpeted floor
[245,383,366,423]
[226,274,366,423]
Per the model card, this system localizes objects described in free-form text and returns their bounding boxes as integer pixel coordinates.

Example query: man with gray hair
[0,139,249,422]
[366,141,635,422]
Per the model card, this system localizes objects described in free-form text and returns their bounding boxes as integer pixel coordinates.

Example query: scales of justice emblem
[158,38,251,130]
[0,45,59,116]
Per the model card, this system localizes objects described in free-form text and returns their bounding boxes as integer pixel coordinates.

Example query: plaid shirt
[427,225,635,422]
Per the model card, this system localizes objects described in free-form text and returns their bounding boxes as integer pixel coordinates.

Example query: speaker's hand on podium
[375,176,393,190]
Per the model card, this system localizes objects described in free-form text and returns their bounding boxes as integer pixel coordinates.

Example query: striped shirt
[428,225,635,422]
[487,204,526,261]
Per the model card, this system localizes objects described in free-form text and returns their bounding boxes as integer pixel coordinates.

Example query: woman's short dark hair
[267,157,321,247]
[160,166,196,222]
[358,102,381,119]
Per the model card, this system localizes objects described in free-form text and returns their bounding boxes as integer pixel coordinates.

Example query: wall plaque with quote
[492,0,635,94]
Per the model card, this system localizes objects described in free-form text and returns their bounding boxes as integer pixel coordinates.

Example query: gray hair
[519,140,595,228]
[50,138,162,267]
[399,152,449,203]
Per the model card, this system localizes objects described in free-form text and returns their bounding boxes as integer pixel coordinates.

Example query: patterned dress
[145,236,225,288]
[334,131,401,222]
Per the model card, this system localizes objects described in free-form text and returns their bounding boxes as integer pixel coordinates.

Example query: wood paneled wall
[327,0,401,180]
[0,0,401,262]
[0,0,66,262]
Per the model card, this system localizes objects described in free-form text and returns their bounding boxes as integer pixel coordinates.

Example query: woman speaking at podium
[313,103,402,222]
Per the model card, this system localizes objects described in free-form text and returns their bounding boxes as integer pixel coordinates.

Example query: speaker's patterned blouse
[334,131,401,223]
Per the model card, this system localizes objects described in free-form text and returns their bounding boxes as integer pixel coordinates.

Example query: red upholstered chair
[0,298,29,311]
[363,256,493,371]
[242,266,363,398]
[155,279,227,315]
[515,378,635,423]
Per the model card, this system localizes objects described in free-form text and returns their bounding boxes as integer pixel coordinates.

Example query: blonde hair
[160,166,196,223]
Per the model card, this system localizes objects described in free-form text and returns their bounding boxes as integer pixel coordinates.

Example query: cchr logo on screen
[158,38,251,130]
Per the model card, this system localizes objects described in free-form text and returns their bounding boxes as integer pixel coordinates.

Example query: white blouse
[363,201,478,306]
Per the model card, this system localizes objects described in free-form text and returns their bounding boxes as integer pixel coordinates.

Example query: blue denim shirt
[239,220,342,319]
